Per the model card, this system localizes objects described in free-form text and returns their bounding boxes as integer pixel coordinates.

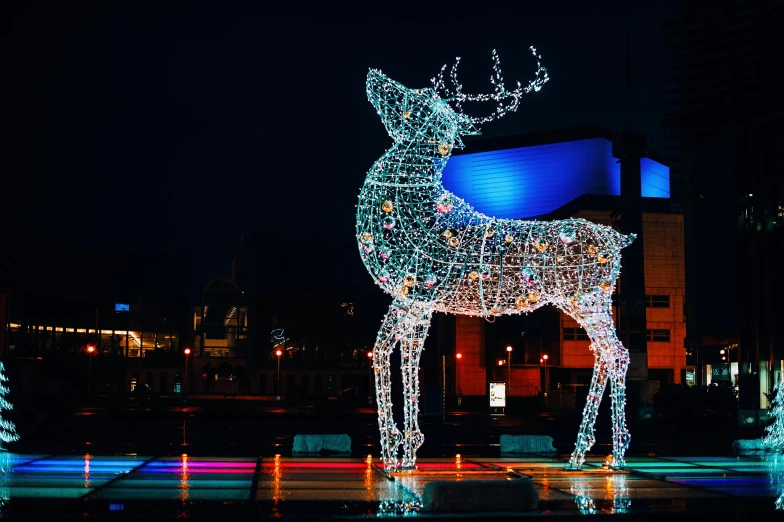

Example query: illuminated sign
[489,382,506,408]
[115,303,130,312]
[711,364,730,381]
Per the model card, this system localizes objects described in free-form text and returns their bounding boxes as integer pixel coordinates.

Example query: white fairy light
[359,46,633,471]
[764,380,784,452]
[0,361,19,446]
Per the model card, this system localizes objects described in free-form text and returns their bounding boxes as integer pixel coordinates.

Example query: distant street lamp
[506,345,513,393]
[184,348,191,392]
[276,349,282,402]
[455,353,462,407]
[86,345,95,395]
[367,351,373,405]
[542,354,549,402]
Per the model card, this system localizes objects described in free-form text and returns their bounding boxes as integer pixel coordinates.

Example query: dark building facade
[663,0,784,414]
[226,232,388,399]
[1,242,194,397]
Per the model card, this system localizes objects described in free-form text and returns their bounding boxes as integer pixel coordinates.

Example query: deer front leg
[372,305,407,471]
[608,345,631,469]
[399,309,432,469]
[566,350,608,470]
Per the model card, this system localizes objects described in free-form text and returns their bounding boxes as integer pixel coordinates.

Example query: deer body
[359,49,632,472]
[359,160,633,317]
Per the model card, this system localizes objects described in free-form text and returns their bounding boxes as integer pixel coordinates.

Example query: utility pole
[442,354,447,423]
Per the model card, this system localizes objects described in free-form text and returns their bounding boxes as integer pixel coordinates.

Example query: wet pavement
[4,396,770,519]
[2,452,784,520]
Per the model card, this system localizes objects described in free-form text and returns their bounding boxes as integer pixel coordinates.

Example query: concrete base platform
[422,478,539,512]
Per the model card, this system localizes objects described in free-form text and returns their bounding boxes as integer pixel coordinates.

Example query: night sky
[1,1,683,293]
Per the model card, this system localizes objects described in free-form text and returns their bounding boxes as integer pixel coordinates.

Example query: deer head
[366,47,548,152]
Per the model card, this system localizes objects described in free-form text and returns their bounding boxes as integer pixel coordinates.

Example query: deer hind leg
[607,335,631,469]
[399,306,433,469]
[372,302,410,470]
[566,346,608,470]
[565,291,630,470]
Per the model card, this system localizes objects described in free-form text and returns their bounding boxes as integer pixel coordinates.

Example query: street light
[367,350,373,405]
[275,349,282,402]
[86,345,95,395]
[455,353,463,407]
[542,354,549,399]
[506,346,513,394]
[183,348,191,392]
[455,353,463,394]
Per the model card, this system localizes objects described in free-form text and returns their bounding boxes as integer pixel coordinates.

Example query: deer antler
[432,46,548,125]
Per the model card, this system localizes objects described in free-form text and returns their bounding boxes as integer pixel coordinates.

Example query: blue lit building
[443,126,669,220]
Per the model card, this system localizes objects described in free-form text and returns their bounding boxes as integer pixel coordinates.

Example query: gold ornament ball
[403,274,416,287]
[448,237,459,247]
[515,295,530,309]
[382,200,394,213]
[361,232,373,243]
[442,229,453,239]
[505,234,513,243]
[438,142,451,155]
[468,271,478,281]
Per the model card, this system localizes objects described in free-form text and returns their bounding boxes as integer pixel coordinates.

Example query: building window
[645,295,670,308]
[563,327,589,341]
[647,329,671,342]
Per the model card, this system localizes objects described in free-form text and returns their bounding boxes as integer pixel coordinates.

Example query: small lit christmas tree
[763,380,784,452]
[0,361,18,448]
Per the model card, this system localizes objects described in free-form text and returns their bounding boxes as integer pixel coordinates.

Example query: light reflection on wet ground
[2,452,784,518]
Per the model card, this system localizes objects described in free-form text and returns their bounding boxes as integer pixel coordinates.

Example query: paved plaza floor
[2,451,784,519]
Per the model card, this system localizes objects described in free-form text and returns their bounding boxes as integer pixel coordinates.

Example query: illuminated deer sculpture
[358,47,634,471]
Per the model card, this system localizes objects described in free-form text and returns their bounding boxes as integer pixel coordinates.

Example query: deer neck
[366,141,449,188]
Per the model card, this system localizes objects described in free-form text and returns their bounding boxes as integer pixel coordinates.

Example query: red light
[184,348,191,355]
[86,345,95,354]
[456,353,462,359]
[367,351,373,358]
[275,350,282,357]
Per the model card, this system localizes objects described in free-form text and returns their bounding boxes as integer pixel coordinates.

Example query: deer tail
[615,231,637,249]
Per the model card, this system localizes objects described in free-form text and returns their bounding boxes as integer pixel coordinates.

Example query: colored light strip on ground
[90,456,255,501]
[7,455,150,499]
[260,462,367,469]
[144,461,255,468]
[140,460,255,475]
